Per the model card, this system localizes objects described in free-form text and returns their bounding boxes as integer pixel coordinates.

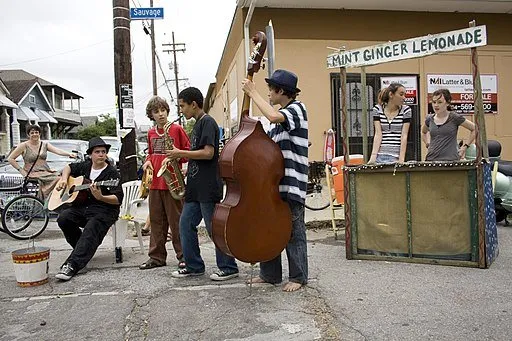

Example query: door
[330,73,421,161]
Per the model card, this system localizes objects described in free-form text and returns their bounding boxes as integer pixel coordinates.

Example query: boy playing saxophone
[139,96,190,270]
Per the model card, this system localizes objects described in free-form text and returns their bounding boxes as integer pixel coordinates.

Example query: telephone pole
[162,32,186,124]
[113,0,137,184]
[150,0,157,95]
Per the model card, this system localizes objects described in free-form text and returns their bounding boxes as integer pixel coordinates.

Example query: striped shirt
[372,104,412,157]
[268,100,309,204]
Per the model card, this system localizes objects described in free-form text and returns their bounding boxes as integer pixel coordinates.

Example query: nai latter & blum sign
[427,74,498,115]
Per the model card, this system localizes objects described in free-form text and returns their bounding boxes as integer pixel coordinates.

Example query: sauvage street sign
[130,7,164,20]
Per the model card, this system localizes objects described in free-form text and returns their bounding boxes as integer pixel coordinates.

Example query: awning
[53,108,82,125]
[0,93,17,108]
[18,106,39,121]
[34,108,58,124]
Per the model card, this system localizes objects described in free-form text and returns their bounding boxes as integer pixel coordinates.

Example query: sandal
[139,259,165,270]
[178,259,186,269]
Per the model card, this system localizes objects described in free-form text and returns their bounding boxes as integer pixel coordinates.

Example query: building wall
[209,8,512,161]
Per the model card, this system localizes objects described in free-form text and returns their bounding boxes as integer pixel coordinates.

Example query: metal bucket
[11,247,50,287]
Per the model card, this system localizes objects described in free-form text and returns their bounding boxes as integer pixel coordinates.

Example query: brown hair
[25,124,42,135]
[377,88,387,106]
[146,96,170,121]
[432,88,452,104]
[380,83,405,108]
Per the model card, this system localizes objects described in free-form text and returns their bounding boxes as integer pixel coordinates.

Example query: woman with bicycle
[7,124,76,199]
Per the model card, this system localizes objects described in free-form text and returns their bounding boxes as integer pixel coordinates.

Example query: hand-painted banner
[327,26,487,69]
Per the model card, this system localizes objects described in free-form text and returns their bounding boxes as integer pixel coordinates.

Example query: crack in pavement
[304,285,369,340]
[124,296,151,341]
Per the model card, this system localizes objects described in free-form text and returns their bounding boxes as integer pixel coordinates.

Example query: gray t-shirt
[425,112,465,161]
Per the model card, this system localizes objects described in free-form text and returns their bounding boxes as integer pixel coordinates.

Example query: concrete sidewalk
[0,201,511,341]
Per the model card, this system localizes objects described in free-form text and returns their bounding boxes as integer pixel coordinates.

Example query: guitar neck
[72,181,112,193]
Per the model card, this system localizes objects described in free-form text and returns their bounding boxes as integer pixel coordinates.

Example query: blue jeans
[179,201,238,274]
[376,153,398,164]
[260,200,308,285]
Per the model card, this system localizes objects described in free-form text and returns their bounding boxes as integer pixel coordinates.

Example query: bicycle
[0,178,49,240]
[305,161,334,211]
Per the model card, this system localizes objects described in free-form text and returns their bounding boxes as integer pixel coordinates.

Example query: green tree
[99,114,117,136]
[77,114,117,140]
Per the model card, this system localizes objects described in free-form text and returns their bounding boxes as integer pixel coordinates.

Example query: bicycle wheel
[305,181,331,211]
[2,195,49,240]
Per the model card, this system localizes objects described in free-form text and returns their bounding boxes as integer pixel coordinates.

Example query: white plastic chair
[112,180,145,257]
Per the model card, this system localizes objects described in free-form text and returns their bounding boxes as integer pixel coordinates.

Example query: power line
[0,39,112,67]
[129,0,179,109]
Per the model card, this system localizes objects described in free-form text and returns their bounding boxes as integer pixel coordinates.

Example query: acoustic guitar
[48,176,119,211]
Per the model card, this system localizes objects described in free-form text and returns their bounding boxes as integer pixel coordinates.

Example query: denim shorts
[376,153,398,164]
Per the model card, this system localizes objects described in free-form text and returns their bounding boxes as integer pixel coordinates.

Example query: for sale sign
[380,76,418,105]
[426,74,498,114]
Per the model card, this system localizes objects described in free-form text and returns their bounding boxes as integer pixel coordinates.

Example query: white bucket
[11,247,50,287]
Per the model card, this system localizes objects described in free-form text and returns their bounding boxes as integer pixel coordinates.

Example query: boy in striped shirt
[242,69,308,292]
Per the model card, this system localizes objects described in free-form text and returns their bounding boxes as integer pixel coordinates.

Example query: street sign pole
[114,0,137,184]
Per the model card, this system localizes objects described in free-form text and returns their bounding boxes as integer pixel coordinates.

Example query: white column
[11,108,20,146]
[52,88,56,109]
[1,108,10,154]
[45,123,51,140]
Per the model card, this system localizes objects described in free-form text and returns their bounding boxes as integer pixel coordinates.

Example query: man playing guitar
[54,137,123,281]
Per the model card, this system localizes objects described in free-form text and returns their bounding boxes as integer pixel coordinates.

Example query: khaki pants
[148,190,183,263]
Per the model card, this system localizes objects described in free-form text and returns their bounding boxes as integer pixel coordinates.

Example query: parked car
[100,136,121,168]
[101,136,143,171]
[0,139,88,176]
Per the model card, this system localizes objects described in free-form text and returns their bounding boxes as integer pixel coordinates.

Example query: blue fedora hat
[265,69,301,93]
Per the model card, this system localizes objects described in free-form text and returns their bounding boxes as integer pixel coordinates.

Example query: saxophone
[156,122,186,200]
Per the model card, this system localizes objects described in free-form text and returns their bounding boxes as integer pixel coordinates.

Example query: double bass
[212,32,292,263]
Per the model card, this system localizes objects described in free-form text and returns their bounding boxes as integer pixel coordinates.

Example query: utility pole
[113,0,137,184]
[150,0,157,95]
[162,32,186,124]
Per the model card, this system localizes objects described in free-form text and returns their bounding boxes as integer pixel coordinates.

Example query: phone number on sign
[452,103,496,112]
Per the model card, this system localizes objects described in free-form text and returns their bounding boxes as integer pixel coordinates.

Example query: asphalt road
[0,202,511,341]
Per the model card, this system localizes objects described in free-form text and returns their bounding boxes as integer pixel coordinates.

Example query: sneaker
[55,263,76,281]
[171,268,205,278]
[209,270,239,281]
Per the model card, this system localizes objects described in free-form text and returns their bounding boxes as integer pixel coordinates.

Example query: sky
[0,0,237,126]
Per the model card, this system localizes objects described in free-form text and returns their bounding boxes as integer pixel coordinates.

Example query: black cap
[86,137,111,155]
